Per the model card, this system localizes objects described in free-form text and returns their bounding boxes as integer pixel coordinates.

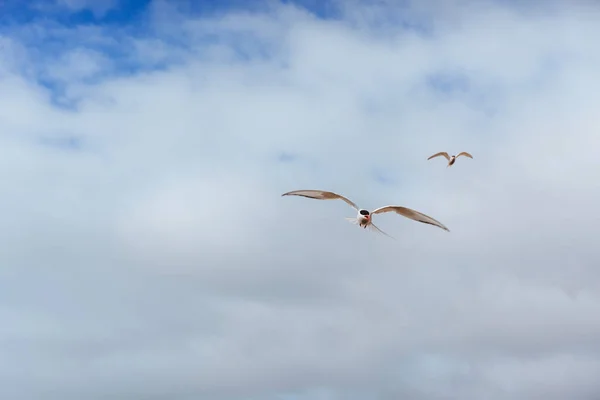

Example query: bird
[281,189,449,238]
[427,151,473,167]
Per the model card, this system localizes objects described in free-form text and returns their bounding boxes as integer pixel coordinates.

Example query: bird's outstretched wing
[371,205,450,232]
[427,152,450,161]
[456,152,473,159]
[281,189,358,210]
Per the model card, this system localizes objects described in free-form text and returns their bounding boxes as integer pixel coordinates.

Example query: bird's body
[281,189,449,238]
[427,151,473,167]
[356,209,372,228]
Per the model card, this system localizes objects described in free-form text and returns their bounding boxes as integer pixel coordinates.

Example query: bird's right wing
[371,205,450,232]
[427,152,450,161]
[456,152,473,159]
[281,189,359,210]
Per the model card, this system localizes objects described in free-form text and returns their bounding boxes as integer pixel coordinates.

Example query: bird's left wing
[281,189,359,210]
[427,152,450,161]
[456,152,473,159]
[371,205,450,232]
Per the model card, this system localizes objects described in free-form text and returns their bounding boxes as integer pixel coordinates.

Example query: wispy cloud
[55,0,119,17]
[1,0,600,399]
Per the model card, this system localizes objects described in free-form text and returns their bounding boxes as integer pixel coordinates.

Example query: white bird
[427,151,473,167]
[281,189,449,238]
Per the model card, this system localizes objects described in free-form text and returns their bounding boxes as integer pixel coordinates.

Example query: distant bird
[427,151,473,167]
[281,189,449,238]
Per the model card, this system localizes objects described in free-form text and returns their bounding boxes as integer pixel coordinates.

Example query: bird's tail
[345,217,359,225]
[369,222,395,240]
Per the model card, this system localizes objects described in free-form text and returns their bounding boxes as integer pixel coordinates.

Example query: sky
[1,0,600,399]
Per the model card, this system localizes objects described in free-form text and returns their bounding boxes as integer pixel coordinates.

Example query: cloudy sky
[1,0,600,398]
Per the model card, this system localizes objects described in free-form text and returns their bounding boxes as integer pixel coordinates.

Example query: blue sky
[1,0,328,27]
[1,0,358,110]
[1,1,600,399]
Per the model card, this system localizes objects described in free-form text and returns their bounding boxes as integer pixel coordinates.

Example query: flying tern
[427,151,473,167]
[281,189,449,238]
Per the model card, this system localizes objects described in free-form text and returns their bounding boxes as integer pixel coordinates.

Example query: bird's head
[359,209,370,221]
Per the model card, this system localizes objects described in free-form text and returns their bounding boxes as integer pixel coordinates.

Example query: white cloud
[1,1,600,399]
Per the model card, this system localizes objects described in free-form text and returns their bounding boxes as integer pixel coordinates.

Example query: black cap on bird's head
[359,209,370,216]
